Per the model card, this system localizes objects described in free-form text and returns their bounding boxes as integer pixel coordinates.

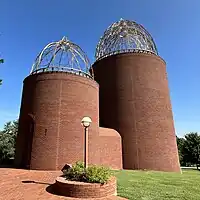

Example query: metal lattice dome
[31,36,93,78]
[95,19,158,61]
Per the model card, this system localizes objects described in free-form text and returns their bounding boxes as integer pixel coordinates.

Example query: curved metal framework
[95,19,158,61]
[31,37,93,79]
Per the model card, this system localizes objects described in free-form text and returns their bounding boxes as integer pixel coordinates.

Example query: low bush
[63,161,112,184]
[85,165,112,184]
[63,161,85,181]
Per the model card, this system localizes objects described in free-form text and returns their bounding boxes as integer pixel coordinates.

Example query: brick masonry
[0,168,127,200]
[15,72,122,170]
[54,176,117,198]
[99,127,122,169]
[92,52,181,172]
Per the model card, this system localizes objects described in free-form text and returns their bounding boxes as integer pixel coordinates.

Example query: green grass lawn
[114,169,200,200]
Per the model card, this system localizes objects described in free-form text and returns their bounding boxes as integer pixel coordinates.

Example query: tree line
[0,119,200,168]
[0,120,18,164]
[176,133,200,169]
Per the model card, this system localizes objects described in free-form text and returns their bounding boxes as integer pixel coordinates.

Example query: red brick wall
[54,176,117,198]
[99,127,122,169]
[92,53,181,172]
[15,77,36,168]
[15,72,100,170]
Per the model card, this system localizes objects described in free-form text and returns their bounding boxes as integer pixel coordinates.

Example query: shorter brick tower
[15,37,122,170]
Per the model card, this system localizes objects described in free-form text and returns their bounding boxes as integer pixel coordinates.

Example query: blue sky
[0,0,200,136]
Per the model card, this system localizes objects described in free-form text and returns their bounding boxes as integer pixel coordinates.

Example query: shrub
[63,161,85,181]
[85,165,112,184]
[63,161,112,184]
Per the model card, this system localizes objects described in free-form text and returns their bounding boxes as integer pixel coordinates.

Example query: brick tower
[15,37,100,170]
[92,19,180,172]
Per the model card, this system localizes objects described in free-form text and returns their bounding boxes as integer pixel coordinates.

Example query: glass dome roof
[31,36,93,78]
[95,19,158,61]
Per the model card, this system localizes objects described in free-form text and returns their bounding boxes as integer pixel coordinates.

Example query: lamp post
[81,116,92,169]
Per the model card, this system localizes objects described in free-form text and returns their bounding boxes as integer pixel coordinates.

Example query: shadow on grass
[182,168,200,171]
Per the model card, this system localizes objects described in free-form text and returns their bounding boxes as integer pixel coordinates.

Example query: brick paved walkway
[0,168,126,200]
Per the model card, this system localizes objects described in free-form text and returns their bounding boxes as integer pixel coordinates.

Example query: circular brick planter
[54,176,117,198]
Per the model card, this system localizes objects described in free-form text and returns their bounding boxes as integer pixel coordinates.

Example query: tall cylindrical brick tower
[93,19,180,172]
[15,37,100,170]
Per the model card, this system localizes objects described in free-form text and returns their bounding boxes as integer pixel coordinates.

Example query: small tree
[182,132,200,169]
[0,120,18,164]
[176,136,186,166]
